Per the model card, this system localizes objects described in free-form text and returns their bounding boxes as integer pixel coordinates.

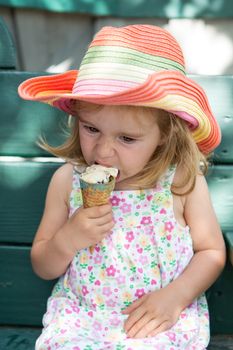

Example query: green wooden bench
[0,17,233,349]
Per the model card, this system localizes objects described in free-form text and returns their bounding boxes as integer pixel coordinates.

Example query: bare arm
[31,163,114,280]
[167,174,226,307]
[123,174,226,338]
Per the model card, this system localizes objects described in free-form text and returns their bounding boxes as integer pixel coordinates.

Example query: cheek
[79,137,93,162]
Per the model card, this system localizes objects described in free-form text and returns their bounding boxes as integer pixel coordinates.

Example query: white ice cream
[80,164,118,184]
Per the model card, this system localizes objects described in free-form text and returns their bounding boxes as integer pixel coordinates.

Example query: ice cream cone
[79,177,116,208]
[79,175,116,253]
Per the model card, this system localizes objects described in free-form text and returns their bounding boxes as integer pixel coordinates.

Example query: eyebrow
[78,116,146,138]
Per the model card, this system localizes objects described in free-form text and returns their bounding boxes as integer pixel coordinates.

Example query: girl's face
[78,105,162,190]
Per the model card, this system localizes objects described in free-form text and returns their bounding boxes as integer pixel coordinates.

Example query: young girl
[18,24,225,350]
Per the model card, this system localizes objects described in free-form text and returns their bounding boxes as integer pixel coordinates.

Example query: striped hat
[18,24,221,154]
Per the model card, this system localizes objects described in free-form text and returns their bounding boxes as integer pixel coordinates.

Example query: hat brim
[18,70,221,154]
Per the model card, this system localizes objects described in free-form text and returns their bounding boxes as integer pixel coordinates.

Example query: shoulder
[173,165,207,195]
[50,162,74,185]
[172,166,209,224]
[47,162,74,204]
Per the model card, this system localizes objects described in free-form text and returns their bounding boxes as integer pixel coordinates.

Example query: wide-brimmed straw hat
[18,24,221,154]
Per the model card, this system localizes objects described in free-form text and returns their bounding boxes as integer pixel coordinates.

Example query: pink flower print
[93,321,102,331]
[69,265,77,279]
[65,308,72,314]
[126,231,134,243]
[120,202,131,213]
[73,347,81,350]
[110,195,121,206]
[106,264,116,276]
[94,254,102,264]
[116,275,126,284]
[138,255,148,265]
[140,216,152,225]
[106,299,116,307]
[167,331,176,342]
[74,320,80,328]
[82,285,89,296]
[71,305,80,313]
[145,226,153,235]
[135,288,145,298]
[103,286,112,297]
[164,221,174,232]
[109,315,121,327]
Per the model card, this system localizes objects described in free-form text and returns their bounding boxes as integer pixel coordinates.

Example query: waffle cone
[80,177,116,254]
[80,177,115,208]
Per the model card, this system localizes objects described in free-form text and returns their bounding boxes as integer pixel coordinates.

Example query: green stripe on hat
[81,46,185,74]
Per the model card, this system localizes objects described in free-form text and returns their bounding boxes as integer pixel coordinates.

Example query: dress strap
[69,164,86,215]
[159,165,176,190]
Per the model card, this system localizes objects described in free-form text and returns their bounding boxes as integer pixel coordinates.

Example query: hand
[67,203,114,251]
[122,287,183,339]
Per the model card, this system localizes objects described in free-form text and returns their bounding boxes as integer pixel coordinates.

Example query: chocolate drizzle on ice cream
[79,164,118,254]
[80,164,118,184]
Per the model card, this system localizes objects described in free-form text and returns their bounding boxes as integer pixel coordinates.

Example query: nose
[96,136,115,159]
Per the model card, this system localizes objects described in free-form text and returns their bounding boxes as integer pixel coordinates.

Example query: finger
[98,220,115,235]
[93,212,114,227]
[124,302,146,333]
[126,313,153,338]
[148,320,172,337]
[86,204,112,218]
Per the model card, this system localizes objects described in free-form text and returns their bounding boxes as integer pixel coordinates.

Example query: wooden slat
[0,0,233,18]
[207,165,233,231]
[0,161,60,243]
[208,335,233,349]
[0,328,41,350]
[0,244,232,331]
[207,260,233,334]
[192,75,233,164]
[0,71,67,157]
[1,162,233,244]
[0,17,16,69]
[15,11,92,72]
[0,246,55,326]
[224,232,233,266]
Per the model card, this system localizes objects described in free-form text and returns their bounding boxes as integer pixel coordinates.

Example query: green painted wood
[192,76,233,164]
[207,260,233,334]
[0,162,233,244]
[0,327,41,350]
[0,246,56,326]
[208,335,233,349]
[206,166,233,232]
[0,244,232,330]
[0,0,233,18]
[0,17,16,69]
[224,232,233,266]
[0,71,67,157]
[0,161,60,244]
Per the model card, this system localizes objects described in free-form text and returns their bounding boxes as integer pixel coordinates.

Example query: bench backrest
[0,17,233,333]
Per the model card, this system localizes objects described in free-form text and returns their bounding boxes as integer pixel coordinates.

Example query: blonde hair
[39,102,208,195]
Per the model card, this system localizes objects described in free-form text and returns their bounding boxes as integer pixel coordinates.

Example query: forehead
[78,104,160,130]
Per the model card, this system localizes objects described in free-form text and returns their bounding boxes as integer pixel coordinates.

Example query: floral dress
[35,166,209,350]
